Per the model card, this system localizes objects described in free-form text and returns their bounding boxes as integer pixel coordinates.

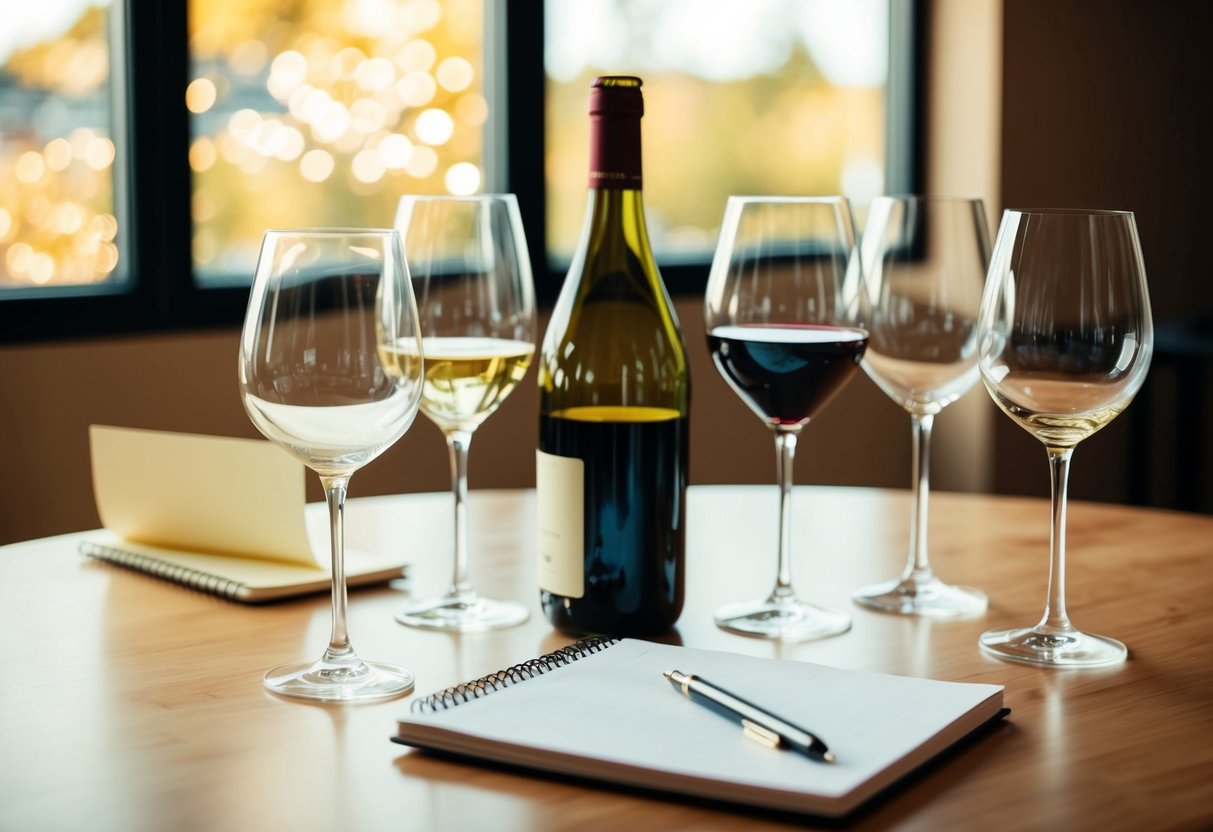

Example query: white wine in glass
[239,228,424,701]
[853,196,990,618]
[976,208,1153,668]
[392,195,537,632]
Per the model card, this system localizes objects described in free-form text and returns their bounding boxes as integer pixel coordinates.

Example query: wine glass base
[714,597,851,641]
[853,577,988,618]
[979,626,1127,668]
[395,594,529,632]
[263,658,415,702]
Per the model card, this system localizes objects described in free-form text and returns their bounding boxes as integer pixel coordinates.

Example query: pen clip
[741,718,781,749]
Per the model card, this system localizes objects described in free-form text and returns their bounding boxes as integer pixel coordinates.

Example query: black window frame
[0,0,923,343]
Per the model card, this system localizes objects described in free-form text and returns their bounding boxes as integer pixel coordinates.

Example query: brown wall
[994,0,1213,511]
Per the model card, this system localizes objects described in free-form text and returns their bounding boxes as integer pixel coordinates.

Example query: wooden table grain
[1,486,1210,831]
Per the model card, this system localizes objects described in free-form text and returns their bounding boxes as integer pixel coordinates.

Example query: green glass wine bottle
[537,76,690,636]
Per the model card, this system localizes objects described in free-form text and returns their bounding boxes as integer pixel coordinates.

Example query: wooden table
[2,486,1210,831]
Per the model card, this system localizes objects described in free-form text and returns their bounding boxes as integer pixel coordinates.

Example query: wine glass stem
[771,430,799,602]
[319,474,354,661]
[446,430,475,600]
[905,413,936,582]
[1040,446,1075,634]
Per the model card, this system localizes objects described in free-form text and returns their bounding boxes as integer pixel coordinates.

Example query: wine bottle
[537,76,690,636]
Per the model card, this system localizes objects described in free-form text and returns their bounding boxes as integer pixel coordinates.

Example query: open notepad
[79,425,407,602]
[393,638,1007,818]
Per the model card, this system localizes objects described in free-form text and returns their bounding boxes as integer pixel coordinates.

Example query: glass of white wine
[853,196,991,617]
[976,208,1153,667]
[239,229,424,701]
[392,194,537,631]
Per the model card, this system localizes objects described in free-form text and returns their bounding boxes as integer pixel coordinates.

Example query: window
[0,0,919,340]
[0,0,126,294]
[516,0,921,298]
[543,0,895,267]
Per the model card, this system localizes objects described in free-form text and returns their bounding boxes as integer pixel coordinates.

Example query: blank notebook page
[395,639,1005,815]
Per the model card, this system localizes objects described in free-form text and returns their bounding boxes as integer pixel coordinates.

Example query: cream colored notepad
[80,425,406,602]
[393,639,1007,818]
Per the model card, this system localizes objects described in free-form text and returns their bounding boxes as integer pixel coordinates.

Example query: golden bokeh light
[414,108,454,146]
[84,137,115,170]
[379,133,414,169]
[28,251,55,284]
[15,152,46,184]
[404,145,439,178]
[355,57,396,92]
[6,243,33,274]
[300,149,335,182]
[351,148,387,184]
[397,39,437,73]
[455,93,489,126]
[186,78,218,113]
[91,214,118,242]
[190,137,218,172]
[48,203,85,235]
[445,162,481,195]
[436,57,474,92]
[396,71,438,107]
[228,39,269,76]
[44,138,73,171]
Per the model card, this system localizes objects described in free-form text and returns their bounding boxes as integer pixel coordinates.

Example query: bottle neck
[588,114,642,190]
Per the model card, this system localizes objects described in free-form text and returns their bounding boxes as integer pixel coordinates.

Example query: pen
[663,670,836,763]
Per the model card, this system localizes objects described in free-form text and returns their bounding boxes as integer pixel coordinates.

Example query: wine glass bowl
[852,196,991,617]
[239,228,423,701]
[705,195,867,640]
[976,208,1153,667]
[392,194,537,632]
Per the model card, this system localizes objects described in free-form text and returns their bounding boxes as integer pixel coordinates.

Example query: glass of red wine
[705,196,869,640]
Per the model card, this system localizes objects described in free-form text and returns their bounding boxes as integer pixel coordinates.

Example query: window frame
[0,0,923,342]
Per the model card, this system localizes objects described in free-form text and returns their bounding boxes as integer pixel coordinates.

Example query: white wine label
[536,450,584,598]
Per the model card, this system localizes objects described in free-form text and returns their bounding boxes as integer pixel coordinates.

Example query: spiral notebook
[392,638,1007,818]
[79,425,407,603]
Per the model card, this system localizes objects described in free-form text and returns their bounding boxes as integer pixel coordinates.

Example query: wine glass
[704,196,868,640]
[392,194,537,631]
[852,196,991,617]
[976,208,1153,667]
[239,228,424,701]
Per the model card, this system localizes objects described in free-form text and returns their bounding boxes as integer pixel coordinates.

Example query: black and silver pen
[664,670,836,763]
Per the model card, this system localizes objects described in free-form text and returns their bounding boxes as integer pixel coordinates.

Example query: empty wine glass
[976,208,1153,667]
[239,229,424,701]
[393,195,537,631]
[704,196,868,640]
[852,196,991,617]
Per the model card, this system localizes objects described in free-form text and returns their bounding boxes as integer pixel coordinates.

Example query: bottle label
[536,450,584,598]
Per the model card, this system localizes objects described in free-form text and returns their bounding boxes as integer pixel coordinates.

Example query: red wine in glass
[708,324,868,427]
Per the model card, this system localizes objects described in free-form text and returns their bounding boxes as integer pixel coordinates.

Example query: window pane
[0,1,124,292]
[545,0,888,264]
[189,0,487,285]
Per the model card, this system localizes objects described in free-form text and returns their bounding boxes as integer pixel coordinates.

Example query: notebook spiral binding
[80,541,246,600]
[411,636,621,713]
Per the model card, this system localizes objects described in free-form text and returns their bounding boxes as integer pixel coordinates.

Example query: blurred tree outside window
[0,0,124,292]
[545,0,889,266]
[189,0,487,285]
